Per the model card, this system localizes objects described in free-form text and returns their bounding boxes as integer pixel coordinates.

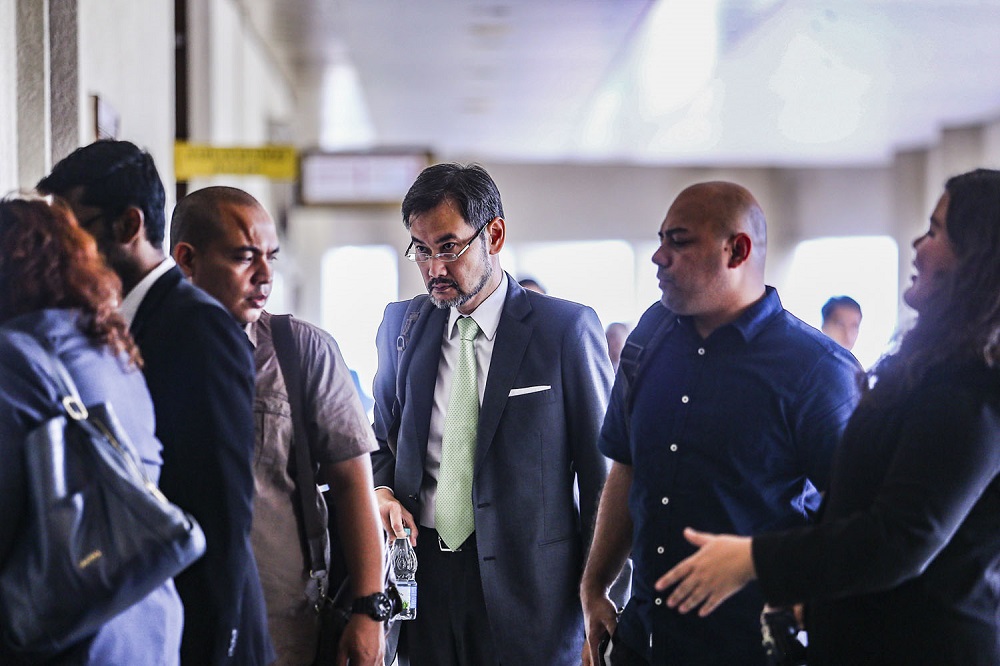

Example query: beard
[427,246,494,310]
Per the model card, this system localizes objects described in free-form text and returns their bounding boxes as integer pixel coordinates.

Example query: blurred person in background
[517,276,546,294]
[821,295,862,352]
[605,322,630,372]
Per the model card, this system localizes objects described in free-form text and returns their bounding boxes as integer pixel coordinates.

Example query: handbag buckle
[62,396,88,421]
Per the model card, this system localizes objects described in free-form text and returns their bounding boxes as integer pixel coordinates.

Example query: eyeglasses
[404,223,488,263]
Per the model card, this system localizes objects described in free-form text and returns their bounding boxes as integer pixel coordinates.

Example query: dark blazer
[372,276,614,666]
[131,266,273,665]
[754,362,1000,665]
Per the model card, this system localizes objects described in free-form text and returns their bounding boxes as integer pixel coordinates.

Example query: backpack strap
[619,303,676,439]
[386,295,432,456]
[270,314,330,605]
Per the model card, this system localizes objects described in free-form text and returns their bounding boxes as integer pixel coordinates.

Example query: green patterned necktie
[435,316,481,550]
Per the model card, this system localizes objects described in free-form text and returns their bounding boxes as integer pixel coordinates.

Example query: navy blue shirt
[600,288,861,665]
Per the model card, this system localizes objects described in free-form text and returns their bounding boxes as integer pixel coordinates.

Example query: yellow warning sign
[174,142,298,180]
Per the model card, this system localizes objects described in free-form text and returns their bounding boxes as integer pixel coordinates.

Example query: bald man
[580,182,862,665]
[172,187,387,666]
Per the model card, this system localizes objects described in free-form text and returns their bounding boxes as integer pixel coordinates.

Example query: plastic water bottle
[391,528,417,619]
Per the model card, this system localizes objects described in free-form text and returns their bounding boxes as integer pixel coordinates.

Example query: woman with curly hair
[0,195,182,664]
[655,169,1000,665]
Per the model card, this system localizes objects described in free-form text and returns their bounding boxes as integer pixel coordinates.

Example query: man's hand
[580,587,618,666]
[336,615,384,666]
[375,488,418,545]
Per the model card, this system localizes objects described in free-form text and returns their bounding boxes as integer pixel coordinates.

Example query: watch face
[373,593,393,620]
[355,592,393,621]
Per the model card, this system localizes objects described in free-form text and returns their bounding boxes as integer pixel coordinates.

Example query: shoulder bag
[270,315,401,666]
[0,332,206,658]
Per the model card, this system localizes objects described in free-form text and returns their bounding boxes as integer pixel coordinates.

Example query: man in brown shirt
[171,185,386,666]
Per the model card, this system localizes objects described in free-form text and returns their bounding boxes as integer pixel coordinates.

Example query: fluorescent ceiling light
[636,0,720,118]
[319,60,376,150]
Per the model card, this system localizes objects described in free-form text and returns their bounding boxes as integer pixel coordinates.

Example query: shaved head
[670,181,767,267]
[653,180,769,337]
[171,186,264,252]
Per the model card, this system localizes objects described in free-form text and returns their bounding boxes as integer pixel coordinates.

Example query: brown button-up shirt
[248,311,377,666]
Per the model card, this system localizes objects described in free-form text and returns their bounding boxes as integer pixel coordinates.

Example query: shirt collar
[120,257,175,326]
[447,272,507,341]
[676,285,782,343]
[726,285,782,342]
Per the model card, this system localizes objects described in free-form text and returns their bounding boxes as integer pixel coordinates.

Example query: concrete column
[48,0,78,164]
[16,0,49,187]
[1,0,18,190]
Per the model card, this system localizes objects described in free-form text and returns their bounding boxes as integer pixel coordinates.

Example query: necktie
[436,316,481,550]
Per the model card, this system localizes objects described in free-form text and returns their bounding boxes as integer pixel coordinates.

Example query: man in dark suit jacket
[372,163,614,666]
[38,141,274,665]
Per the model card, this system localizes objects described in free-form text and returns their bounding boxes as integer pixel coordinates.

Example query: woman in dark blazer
[0,195,183,664]
[655,168,1000,665]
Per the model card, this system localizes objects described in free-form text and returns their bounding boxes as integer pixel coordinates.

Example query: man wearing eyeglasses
[371,163,616,666]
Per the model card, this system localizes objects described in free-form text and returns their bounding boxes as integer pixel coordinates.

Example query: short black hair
[518,277,546,294]
[37,140,167,245]
[401,163,504,232]
[821,295,862,323]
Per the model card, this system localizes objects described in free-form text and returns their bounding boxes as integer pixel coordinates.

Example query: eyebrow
[231,244,279,255]
[658,228,689,241]
[410,232,460,246]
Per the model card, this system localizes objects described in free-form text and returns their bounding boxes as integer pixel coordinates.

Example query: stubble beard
[427,246,494,310]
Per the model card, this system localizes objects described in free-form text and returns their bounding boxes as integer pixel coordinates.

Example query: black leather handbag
[0,333,207,658]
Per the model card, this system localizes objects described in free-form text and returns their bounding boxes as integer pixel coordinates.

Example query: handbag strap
[10,330,86,412]
[7,329,156,487]
[270,315,329,596]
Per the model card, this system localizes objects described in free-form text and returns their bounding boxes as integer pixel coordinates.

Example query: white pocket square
[508,385,551,397]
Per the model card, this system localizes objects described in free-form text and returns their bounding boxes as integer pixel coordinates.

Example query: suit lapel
[475,278,532,475]
[407,307,447,465]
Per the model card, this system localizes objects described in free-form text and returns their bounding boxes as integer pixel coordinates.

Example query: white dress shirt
[119,257,176,327]
[419,272,508,528]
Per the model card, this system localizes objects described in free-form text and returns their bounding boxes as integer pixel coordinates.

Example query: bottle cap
[403,527,411,536]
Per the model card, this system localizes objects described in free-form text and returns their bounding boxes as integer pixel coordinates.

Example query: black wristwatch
[351,592,393,622]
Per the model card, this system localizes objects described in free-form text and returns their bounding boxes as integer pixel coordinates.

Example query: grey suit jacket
[372,275,613,666]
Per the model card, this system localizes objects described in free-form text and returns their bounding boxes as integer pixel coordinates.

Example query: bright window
[779,236,898,369]
[321,245,398,398]
[513,240,642,328]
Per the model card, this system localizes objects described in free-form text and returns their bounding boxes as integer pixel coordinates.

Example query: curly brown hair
[0,194,141,366]
[868,168,1000,403]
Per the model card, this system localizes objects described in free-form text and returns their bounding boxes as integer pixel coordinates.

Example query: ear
[728,233,752,268]
[172,241,197,279]
[487,217,506,255]
[114,206,144,245]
